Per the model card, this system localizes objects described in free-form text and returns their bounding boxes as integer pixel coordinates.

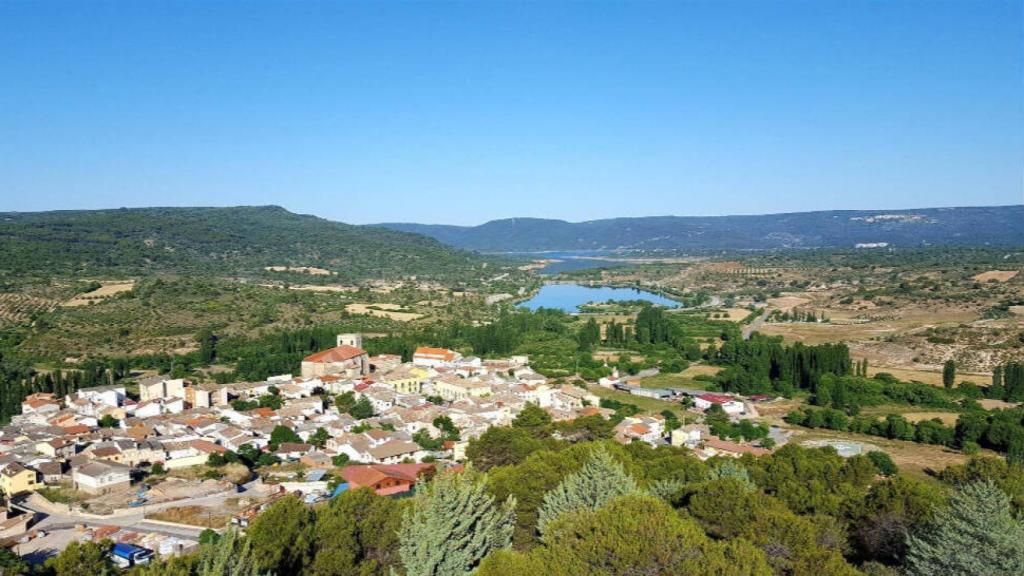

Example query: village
[0,333,780,568]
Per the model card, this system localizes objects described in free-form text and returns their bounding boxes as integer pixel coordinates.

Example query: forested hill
[0,206,489,281]
[378,205,1024,252]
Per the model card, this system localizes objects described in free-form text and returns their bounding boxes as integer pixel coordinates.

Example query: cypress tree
[400,468,515,576]
[537,445,639,536]
[905,480,1024,576]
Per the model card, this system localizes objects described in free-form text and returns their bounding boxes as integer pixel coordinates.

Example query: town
[0,332,783,567]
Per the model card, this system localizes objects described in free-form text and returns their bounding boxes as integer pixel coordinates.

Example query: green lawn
[636,372,713,390]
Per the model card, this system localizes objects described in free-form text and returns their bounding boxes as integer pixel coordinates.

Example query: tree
[331,453,350,467]
[349,397,374,420]
[851,476,945,565]
[309,427,330,448]
[905,480,1024,576]
[512,403,552,436]
[478,494,772,576]
[399,468,515,576]
[537,445,638,535]
[98,414,119,428]
[942,360,956,389]
[0,548,28,575]
[310,487,406,576]
[195,527,266,576]
[866,450,898,477]
[466,427,546,471]
[246,494,316,574]
[269,425,302,450]
[45,540,115,576]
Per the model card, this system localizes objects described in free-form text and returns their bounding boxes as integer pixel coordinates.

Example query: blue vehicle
[111,543,154,568]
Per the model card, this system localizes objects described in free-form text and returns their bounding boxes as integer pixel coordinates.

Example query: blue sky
[0,0,1020,225]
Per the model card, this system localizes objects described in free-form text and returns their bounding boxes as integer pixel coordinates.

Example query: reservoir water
[518,283,680,313]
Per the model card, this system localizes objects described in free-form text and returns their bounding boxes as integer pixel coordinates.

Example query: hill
[378,205,1024,253]
[0,205,490,282]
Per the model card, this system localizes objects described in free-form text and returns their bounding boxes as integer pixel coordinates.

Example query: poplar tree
[905,480,1024,576]
[537,445,638,535]
[196,528,267,576]
[399,468,515,576]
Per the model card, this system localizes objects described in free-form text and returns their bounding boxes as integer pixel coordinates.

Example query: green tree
[98,414,119,428]
[851,476,945,565]
[466,427,546,471]
[45,540,115,576]
[906,480,1024,576]
[246,494,316,574]
[942,360,956,389]
[310,487,406,576]
[349,397,374,420]
[537,445,638,535]
[195,527,266,576]
[478,494,772,576]
[309,427,330,448]
[511,403,552,437]
[399,468,515,576]
[269,425,302,450]
[0,548,28,575]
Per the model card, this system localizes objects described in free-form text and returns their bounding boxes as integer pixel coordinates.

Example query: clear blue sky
[1,0,1020,225]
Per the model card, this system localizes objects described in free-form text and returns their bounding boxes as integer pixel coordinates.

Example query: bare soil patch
[345,303,423,322]
[63,281,135,307]
[264,266,334,276]
[971,270,1018,283]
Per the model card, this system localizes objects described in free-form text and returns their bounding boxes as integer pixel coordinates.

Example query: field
[264,266,334,276]
[63,281,135,307]
[345,302,424,322]
[791,427,970,479]
[971,270,1018,283]
[0,292,60,325]
[587,384,688,419]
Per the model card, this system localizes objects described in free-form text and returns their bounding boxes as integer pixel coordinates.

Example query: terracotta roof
[190,439,226,454]
[303,345,367,364]
[413,347,456,361]
[697,394,736,404]
[342,463,433,488]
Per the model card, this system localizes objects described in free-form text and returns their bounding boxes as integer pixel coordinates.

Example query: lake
[518,283,681,313]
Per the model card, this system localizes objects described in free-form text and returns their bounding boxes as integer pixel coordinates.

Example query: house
[377,366,429,394]
[0,463,41,496]
[412,347,460,368]
[36,438,76,458]
[699,437,771,459]
[340,463,434,496]
[138,378,187,402]
[670,424,708,448]
[693,394,746,415]
[37,461,66,485]
[433,377,490,402]
[367,440,427,464]
[301,345,369,379]
[276,443,314,461]
[75,386,126,408]
[21,393,62,415]
[72,460,131,495]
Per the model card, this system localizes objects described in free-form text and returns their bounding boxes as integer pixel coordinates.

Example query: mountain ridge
[0,205,489,281]
[376,205,1024,252]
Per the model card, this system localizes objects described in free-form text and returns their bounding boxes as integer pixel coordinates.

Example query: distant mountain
[378,206,1024,252]
[0,206,488,281]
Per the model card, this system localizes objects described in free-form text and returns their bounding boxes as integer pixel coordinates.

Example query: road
[14,480,265,541]
[742,309,767,340]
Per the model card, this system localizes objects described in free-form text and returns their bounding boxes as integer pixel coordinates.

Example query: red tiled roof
[413,347,456,361]
[303,345,367,364]
[190,439,226,454]
[342,463,433,489]
[697,394,736,404]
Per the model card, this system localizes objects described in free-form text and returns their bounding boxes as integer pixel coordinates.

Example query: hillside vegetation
[0,205,491,282]
[379,205,1024,252]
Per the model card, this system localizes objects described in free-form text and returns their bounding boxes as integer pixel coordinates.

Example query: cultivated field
[346,302,423,321]
[63,281,135,307]
[971,270,1018,283]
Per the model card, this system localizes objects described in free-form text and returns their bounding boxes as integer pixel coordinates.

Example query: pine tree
[537,445,639,535]
[905,480,1024,576]
[399,468,515,576]
[196,528,268,576]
